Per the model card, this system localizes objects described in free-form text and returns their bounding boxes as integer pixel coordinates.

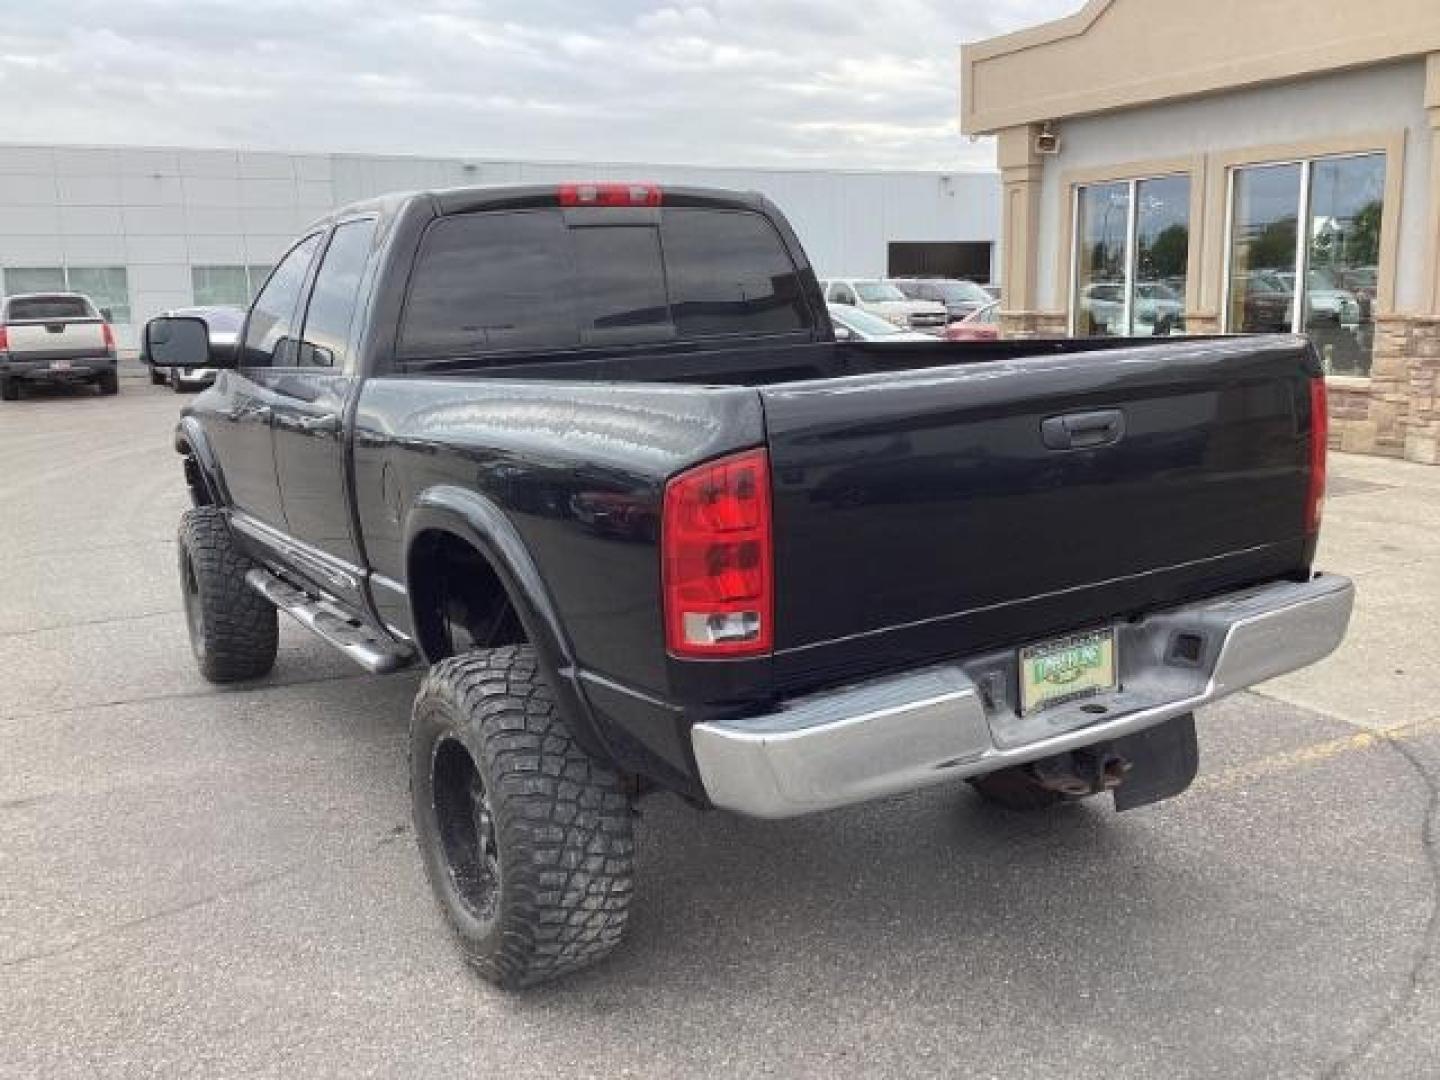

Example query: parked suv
[893,278,994,322]
[820,278,947,332]
[0,293,118,400]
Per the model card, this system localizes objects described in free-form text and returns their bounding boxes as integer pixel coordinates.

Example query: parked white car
[820,279,947,333]
[0,293,118,400]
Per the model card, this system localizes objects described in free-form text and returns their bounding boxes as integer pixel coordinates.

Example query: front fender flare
[174,416,229,507]
[402,485,615,764]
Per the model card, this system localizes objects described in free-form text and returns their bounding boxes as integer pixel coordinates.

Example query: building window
[1073,175,1189,338]
[68,268,131,324]
[192,264,271,307]
[4,267,67,296]
[1225,152,1384,376]
[3,266,131,323]
[248,265,273,296]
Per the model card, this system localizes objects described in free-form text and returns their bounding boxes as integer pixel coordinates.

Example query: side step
[245,568,416,674]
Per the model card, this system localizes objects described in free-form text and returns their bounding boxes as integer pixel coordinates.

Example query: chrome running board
[245,568,415,674]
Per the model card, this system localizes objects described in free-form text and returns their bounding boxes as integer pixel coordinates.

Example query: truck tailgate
[760,336,1319,693]
[6,320,108,358]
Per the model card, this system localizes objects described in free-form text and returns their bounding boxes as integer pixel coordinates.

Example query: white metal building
[0,144,1000,351]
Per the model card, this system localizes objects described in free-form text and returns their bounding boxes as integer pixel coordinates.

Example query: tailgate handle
[1042,409,1125,451]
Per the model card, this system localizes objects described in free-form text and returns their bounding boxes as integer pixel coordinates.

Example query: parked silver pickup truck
[0,293,119,400]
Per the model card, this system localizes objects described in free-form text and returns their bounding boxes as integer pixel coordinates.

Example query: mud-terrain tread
[177,507,278,683]
[411,646,634,989]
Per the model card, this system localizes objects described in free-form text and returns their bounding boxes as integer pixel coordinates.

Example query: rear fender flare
[403,485,615,763]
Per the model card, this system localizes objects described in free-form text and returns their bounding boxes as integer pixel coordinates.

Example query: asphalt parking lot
[2,376,1438,1079]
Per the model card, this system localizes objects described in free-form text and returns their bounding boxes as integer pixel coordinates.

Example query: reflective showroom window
[192,264,274,307]
[2,266,131,323]
[1072,174,1190,338]
[1226,152,1384,376]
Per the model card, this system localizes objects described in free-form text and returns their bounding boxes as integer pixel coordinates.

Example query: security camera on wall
[1034,122,1060,155]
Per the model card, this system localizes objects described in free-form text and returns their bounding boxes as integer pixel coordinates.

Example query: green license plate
[1019,628,1117,715]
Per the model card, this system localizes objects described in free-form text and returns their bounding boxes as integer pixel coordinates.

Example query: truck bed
[359,333,1319,711]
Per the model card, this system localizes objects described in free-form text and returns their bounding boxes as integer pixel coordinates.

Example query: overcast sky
[0,1,1077,170]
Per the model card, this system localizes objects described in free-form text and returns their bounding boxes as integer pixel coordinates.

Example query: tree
[1248,217,1298,270]
[1140,224,1189,280]
[1343,200,1382,267]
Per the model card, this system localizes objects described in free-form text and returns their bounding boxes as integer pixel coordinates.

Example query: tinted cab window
[398,207,811,362]
[572,225,672,342]
[661,209,807,336]
[400,211,578,358]
[241,233,321,367]
[296,219,377,369]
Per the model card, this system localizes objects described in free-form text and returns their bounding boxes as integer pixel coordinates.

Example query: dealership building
[0,144,999,353]
[963,0,1440,461]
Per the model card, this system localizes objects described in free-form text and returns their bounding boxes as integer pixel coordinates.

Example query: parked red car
[944,300,999,341]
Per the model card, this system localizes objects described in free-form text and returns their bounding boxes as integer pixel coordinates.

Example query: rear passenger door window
[296,218,376,369]
[241,233,321,368]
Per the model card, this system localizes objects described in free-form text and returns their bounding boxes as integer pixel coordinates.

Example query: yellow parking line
[1192,715,1440,795]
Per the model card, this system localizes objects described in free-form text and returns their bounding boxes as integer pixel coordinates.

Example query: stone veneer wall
[999,311,1069,338]
[1401,317,1440,463]
[1328,315,1440,462]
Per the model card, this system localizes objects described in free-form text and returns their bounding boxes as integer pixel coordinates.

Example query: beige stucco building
[961,0,1440,462]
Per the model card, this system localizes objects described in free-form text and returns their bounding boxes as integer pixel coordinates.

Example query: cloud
[0,0,1078,169]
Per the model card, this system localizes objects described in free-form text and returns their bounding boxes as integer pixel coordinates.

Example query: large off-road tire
[410,646,634,989]
[176,507,278,683]
[968,766,1069,811]
[0,378,17,401]
[98,370,118,395]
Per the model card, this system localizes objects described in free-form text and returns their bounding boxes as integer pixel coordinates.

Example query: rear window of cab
[397,207,812,362]
[5,296,94,321]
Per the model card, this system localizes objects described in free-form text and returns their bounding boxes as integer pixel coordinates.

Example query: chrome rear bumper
[692,575,1354,819]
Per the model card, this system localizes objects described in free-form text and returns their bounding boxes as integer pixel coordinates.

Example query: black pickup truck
[146,182,1353,988]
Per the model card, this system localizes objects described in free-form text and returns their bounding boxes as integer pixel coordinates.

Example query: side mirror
[146,316,215,369]
[99,307,113,322]
[833,325,855,342]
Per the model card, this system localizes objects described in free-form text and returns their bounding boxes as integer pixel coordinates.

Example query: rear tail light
[101,322,115,352]
[0,326,8,351]
[662,448,773,658]
[558,182,662,208]
[1306,377,1328,535]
